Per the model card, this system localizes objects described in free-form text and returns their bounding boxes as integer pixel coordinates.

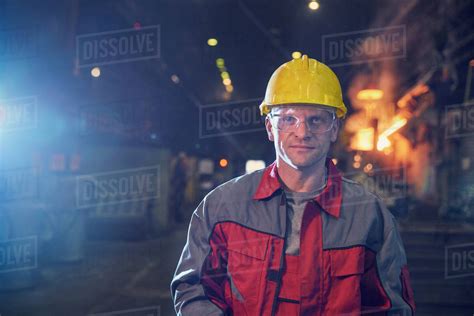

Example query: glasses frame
[268,110,336,134]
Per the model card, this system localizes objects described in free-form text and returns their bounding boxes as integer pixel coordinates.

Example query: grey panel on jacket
[204,169,287,238]
[171,198,226,315]
[322,177,386,251]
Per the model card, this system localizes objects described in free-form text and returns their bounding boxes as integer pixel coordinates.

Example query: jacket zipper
[270,193,287,316]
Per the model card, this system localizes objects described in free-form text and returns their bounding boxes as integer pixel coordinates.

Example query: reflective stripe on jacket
[170,158,416,315]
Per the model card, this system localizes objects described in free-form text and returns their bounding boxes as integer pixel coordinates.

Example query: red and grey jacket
[170,158,415,315]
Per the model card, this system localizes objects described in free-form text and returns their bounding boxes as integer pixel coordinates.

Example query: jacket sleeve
[170,197,231,315]
[363,197,416,315]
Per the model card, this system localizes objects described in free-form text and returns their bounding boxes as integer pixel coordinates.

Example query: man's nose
[294,119,312,138]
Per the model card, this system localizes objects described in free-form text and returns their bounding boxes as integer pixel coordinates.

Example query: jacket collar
[253,157,342,218]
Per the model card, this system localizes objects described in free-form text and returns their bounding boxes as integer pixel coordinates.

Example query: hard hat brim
[260,101,347,119]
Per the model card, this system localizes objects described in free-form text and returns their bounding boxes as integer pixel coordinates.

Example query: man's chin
[286,155,326,169]
[287,158,318,169]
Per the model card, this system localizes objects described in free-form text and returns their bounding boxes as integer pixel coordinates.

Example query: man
[170,55,415,315]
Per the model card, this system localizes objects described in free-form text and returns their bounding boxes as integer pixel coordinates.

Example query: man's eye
[309,116,323,124]
[281,116,297,124]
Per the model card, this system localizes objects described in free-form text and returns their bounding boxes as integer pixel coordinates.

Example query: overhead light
[223,78,232,86]
[171,74,180,84]
[208,38,218,47]
[308,1,320,11]
[216,58,225,68]
[221,71,230,79]
[91,67,101,78]
[292,51,302,59]
[225,85,234,93]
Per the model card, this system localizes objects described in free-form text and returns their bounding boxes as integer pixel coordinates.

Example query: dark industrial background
[0,0,473,315]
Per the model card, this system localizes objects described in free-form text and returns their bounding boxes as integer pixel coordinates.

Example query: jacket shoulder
[197,168,265,220]
[208,168,265,200]
[340,176,393,223]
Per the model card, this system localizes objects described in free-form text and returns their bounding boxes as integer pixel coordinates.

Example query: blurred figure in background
[169,152,188,224]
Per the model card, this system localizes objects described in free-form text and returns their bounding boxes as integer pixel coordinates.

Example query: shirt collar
[253,157,342,218]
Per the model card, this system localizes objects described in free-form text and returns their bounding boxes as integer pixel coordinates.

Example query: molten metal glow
[377,116,407,151]
[356,89,384,101]
[350,128,374,151]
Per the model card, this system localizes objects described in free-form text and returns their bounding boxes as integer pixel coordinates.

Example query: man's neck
[276,157,327,193]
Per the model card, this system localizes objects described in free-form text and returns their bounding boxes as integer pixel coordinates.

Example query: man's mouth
[290,145,315,150]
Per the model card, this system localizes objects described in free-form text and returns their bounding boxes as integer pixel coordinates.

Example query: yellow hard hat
[259,54,347,118]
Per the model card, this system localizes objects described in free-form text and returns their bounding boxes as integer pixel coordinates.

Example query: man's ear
[330,118,341,142]
[265,116,275,142]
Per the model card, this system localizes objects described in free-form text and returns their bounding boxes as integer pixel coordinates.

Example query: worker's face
[265,105,340,169]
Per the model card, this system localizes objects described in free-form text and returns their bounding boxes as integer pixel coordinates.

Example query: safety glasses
[268,109,336,134]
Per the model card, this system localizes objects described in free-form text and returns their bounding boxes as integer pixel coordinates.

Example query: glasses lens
[272,110,335,133]
[307,111,334,132]
[276,115,297,131]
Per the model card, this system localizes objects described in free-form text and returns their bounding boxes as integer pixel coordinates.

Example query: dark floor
[399,220,474,316]
[0,220,473,316]
[0,222,187,316]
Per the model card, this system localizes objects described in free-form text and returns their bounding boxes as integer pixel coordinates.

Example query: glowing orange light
[219,158,228,168]
[377,136,391,151]
[363,163,373,173]
[377,115,407,151]
[356,89,384,101]
[350,128,374,151]
[397,84,429,108]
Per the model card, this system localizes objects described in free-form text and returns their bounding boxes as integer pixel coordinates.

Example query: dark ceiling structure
[0,0,473,159]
